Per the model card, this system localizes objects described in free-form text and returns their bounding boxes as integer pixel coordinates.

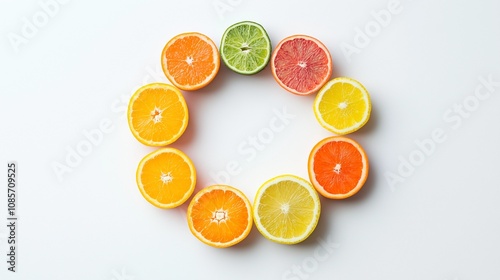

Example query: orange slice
[308,136,369,199]
[127,83,188,146]
[271,35,332,95]
[161,32,220,91]
[187,185,253,248]
[136,148,196,208]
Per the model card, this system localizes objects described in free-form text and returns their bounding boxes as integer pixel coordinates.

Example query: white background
[1,0,500,279]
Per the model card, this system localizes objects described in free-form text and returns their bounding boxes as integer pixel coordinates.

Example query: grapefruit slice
[271,35,333,95]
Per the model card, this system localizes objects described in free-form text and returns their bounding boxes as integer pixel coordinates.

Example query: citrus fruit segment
[161,32,220,90]
[127,83,188,146]
[313,77,371,135]
[253,174,321,244]
[271,35,332,95]
[136,148,196,208]
[187,185,253,248]
[308,136,369,199]
[220,21,272,75]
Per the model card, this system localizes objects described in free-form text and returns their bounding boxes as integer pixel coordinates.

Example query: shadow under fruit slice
[136,147,196,208]
[187,185,253,248]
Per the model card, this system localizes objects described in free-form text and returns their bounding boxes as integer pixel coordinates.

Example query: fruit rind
[271,35,333,95]
[253,174,321,244]
[161,32,220,90]
[220,21,272,75]
[187,185,253,248]
[127,83,189,146]
[308,136,369,199]
[313,77,371,135]
[136,147,196,208]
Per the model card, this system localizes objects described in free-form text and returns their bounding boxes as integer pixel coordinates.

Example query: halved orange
[127,83,188,146]
[308,136,369,199]
[187,185,253,248]
[271,35,333,95]
[136,148,196,208]
[161,32,220,91]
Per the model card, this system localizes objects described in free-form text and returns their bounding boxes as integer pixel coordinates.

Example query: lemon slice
[313,77,371,135]
[253,174,321,244]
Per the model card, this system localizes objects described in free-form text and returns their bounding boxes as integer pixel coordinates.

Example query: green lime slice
[220,21,272,75]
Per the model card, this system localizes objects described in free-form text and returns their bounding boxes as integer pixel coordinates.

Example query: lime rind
[220,21,272,75]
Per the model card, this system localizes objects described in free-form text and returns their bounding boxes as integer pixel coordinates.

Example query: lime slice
[220,21,272,75]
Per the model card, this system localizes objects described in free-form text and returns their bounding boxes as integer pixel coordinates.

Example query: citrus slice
[308,136,369,199]
[187,185,253,248]
[220,21,272,75]
[271,35,332,95]
[253,174,321,244]
[313,77,371,135]
[136,147,196,208]
[127,83,188,146]
[161,32,220,90]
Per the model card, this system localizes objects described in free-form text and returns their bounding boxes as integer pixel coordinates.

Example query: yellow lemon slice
[313,77,371,135]
[253,174,321,244]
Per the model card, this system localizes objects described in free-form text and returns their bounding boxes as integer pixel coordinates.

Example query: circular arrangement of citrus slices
[127,21,372,248]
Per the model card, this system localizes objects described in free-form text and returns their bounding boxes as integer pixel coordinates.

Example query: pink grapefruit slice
[271,35,333,96]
